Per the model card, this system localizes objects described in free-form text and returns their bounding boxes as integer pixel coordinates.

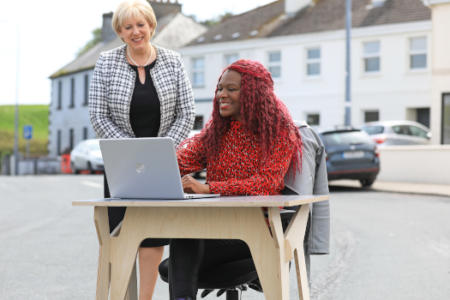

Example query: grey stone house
[48,0,206,158]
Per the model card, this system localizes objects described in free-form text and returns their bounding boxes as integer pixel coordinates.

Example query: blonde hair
[112,0,157,38]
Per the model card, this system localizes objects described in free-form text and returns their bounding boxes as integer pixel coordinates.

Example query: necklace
[127,45,153,68]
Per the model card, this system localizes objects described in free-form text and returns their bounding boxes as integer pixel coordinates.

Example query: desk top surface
[72,194,329,208]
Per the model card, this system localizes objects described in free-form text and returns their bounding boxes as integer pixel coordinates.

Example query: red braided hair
[195,59,302,172]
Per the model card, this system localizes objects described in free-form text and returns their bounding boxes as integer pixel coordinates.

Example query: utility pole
[345,0,352,126]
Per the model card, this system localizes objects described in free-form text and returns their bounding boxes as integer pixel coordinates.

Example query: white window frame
[305,47,321,77]
[409,36,427,71]
[224,53,239,67]
[191,57,205,88]
[267,50,282,79]
[362,41,381,74]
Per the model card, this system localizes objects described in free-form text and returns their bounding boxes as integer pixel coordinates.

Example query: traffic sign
[23,125,33,140]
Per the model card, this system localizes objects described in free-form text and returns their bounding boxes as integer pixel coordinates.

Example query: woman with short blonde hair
[112,0,157,38]
[89,0,195,299]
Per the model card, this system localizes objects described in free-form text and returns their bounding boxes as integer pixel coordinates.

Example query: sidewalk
[329,180,450,198]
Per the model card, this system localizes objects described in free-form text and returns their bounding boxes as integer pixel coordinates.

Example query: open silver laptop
[99,137,219,200]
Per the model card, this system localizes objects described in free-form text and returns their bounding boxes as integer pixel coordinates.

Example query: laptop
[99,137,220,200]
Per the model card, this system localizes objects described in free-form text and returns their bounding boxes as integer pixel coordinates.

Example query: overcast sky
[0,0,274,105]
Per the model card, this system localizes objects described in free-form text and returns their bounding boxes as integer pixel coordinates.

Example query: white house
[180,0,434,135]
[47,0,206,157]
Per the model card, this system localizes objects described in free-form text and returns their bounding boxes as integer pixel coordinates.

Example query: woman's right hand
[181,175,210,194]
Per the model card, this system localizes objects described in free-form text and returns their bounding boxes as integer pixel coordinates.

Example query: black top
[129,60,161,137]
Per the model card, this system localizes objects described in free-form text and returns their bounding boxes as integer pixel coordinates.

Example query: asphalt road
[0,175,449,300]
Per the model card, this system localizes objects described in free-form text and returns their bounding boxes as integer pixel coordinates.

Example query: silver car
[361,120,431,146]
[70,139,104,174]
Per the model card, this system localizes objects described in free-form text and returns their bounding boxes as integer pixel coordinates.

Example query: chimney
[148,0,182,19]
[285,0,318,17]
[101,12,116,43]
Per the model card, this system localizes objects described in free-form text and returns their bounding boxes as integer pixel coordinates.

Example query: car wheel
[87,162,95,174]
[360,178,376,188]
[71,163,80,174]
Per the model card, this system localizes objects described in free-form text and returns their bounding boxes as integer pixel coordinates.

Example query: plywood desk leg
[294,248,310,300]
[246,208,290,300]
[124,260,137,300]
[109,208,141,300]
[288,205,310,300]
[94,207,111,300]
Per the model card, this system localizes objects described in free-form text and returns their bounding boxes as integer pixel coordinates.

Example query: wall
[48,70,96,157]
[181,21,432,130]
[377,145,450,184]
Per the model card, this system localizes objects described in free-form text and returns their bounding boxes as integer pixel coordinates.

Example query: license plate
[343,151,364,159]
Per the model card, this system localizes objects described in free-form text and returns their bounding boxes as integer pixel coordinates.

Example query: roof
[188,0,285,46]
[270,0,431,37]
[50,1,203,79]
[189,0,431,47]
[50,38,123,79]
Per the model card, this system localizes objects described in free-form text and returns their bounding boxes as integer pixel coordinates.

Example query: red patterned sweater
[177,121,296,196]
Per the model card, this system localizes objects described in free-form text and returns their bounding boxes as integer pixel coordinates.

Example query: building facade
[180,0,434,134]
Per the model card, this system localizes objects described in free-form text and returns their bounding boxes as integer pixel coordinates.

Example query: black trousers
[169,239,251,299]
[104,174,169,247]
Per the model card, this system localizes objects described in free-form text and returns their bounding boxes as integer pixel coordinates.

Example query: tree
[76,28,102,57]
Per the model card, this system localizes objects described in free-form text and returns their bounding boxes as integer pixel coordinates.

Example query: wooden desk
[73,194,328,300]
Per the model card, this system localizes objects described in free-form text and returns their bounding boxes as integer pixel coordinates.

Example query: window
[83,127,88,140]
[57,130,61,155]
[416,108,430,127]
[361,125,384,135]
[363,41,380,73]
[83,74,89,106]
[306,113,320,126]
[57,81,62,110]
[69,77,75,108]
[69,128,74,150]
[191,57,205,87]
[267,51,281,79]
[224,53,239,67]
[306,47,321,76]
[364,110,379,122]
[409,126,428,138]
[409,37,427,70]
[392,125,411,136]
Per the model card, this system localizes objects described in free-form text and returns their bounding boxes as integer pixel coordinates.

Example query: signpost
[23,125,32,158]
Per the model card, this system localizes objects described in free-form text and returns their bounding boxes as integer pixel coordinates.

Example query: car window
[392,125,411,136]
[408,125,428,138]
[361,125,384,135]
[321,131,373,146]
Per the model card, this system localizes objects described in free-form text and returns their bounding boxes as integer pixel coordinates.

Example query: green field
[0,105,49,158]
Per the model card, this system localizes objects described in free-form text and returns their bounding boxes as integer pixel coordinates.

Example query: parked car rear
[319,128,380,187]
[70,139,104,174]
[361,120,431,146]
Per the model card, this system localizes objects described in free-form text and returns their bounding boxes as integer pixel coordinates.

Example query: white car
[70,139,104,174]
[361,120,431,146]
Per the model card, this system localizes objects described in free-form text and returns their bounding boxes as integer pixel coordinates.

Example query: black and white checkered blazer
[89,44,195,146]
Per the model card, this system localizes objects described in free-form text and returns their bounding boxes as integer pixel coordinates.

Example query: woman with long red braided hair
[169,59,303,300]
